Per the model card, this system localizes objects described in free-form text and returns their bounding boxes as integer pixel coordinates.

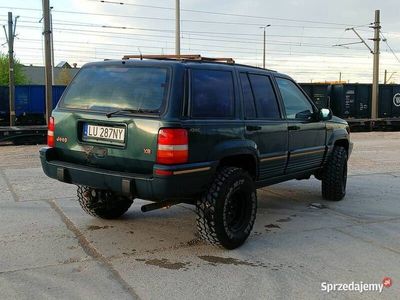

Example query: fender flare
[208,139,259,172]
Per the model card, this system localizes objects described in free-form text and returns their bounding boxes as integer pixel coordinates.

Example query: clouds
[1,0,399,82]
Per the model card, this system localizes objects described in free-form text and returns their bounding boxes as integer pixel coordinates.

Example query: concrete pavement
[0,132,399,299]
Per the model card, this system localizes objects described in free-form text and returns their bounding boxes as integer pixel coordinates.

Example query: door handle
[288,125,301,131]
[246,125,262,131]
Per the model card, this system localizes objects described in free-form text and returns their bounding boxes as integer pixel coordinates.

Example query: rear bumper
[40,147,217,201]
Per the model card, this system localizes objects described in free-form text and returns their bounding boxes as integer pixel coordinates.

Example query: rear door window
[191,69,235,118]
[242,73,280,119]
[60,66,169,113]
[249,74,280,119]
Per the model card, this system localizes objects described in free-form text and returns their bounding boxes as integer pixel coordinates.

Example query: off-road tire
[322,146,348,201]
[196,167,257,249]
[77,186,133,219]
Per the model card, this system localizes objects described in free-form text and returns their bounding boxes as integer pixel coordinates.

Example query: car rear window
[60,66,169,113]
[191,69,235,118]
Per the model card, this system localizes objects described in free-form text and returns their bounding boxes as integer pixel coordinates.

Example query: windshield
[60,66,169,113]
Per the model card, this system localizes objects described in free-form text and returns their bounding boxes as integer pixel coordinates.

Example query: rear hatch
[51,63,171,175]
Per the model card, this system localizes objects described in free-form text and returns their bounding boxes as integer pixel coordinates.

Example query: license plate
[83,124,125,144]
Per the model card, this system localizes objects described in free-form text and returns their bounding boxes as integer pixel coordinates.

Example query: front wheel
[322,146,348,201]
[77,186,133,219]
[196,167,257,249]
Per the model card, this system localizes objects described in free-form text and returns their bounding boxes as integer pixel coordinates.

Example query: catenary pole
[50,7,55,85]
[371,10,380,119]
[42,0,53,124]
[175,0,180,55]
[7,12,15,126]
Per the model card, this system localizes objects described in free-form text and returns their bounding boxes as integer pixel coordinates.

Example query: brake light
[156,128,188,164]
[47,116,55,147]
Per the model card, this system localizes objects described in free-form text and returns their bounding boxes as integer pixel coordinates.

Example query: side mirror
[319,108,332,121]
[295,110,314,120]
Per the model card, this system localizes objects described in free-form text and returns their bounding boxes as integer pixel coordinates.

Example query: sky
[0,0,399,83]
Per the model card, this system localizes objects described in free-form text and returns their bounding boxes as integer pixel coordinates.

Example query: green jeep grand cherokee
[40,55,352,249]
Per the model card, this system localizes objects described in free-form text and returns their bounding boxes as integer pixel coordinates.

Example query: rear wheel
[196,167,257,249]
[77,186,133,219]
[322,146,348,201]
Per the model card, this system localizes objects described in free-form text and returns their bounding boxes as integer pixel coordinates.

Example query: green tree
[0,53,28,85]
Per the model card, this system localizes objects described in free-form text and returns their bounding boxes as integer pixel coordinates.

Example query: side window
[240,73,256,119]
[276,78,314,120]
[191,69,234,118]
[248,74,281,119]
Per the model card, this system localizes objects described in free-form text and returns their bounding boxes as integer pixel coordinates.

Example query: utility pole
[260,25,271,69]
[175,0,180,55]
[384,70,396,84]
[371,9,380,120]
[262,28,266,69]
[50,7,55,85]
[384,69,387,84]
[5,12,17,126]
[339,72,342,82]
[42,0,53,124]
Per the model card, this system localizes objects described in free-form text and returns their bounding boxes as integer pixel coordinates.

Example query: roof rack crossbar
[122,54,235,64]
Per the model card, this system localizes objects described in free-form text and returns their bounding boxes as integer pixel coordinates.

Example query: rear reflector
[156,128,188,164]
[154,169,174,176]
[47,117,55,147]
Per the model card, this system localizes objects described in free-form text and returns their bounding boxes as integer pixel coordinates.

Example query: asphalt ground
[0,132,399,299]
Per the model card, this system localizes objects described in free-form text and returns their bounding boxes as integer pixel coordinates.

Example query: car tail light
[47,116,55,147]
[156,128,188,164]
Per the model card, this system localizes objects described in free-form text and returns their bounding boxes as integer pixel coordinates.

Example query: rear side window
[60,66,169,113]
[191,69,235,118]
[240,73,280,119]
[240,73,256,119]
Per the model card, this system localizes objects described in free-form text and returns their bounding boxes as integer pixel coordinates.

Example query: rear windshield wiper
[106,108,159,118]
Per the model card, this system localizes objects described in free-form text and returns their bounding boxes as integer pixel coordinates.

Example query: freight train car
[299,83,331,109]
[299,83,400,131]
[330,84,371,119]
[0,85,67,144]
[379,84,400,118]
[0,85,66,126]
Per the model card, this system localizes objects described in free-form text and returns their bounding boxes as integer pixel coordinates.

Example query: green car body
[40,58,352,248]
[40,59,352,201]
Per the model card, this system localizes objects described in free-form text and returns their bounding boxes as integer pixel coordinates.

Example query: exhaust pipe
[141,199,183,212]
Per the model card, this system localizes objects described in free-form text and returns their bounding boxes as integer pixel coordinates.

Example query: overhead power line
[7,18,359,41]
[13,24,373,59]
[87,0,363,27]
[17,38,375,65]
[6,17,360,41]
[0,5,364,30]
[15,23,367,51]
[1,5,396,83]
[380,32,400,64]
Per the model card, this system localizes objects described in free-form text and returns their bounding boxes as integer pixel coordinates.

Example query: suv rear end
[40,60,216,203]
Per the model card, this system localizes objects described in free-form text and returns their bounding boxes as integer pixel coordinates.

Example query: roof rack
[122,54,235,64]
